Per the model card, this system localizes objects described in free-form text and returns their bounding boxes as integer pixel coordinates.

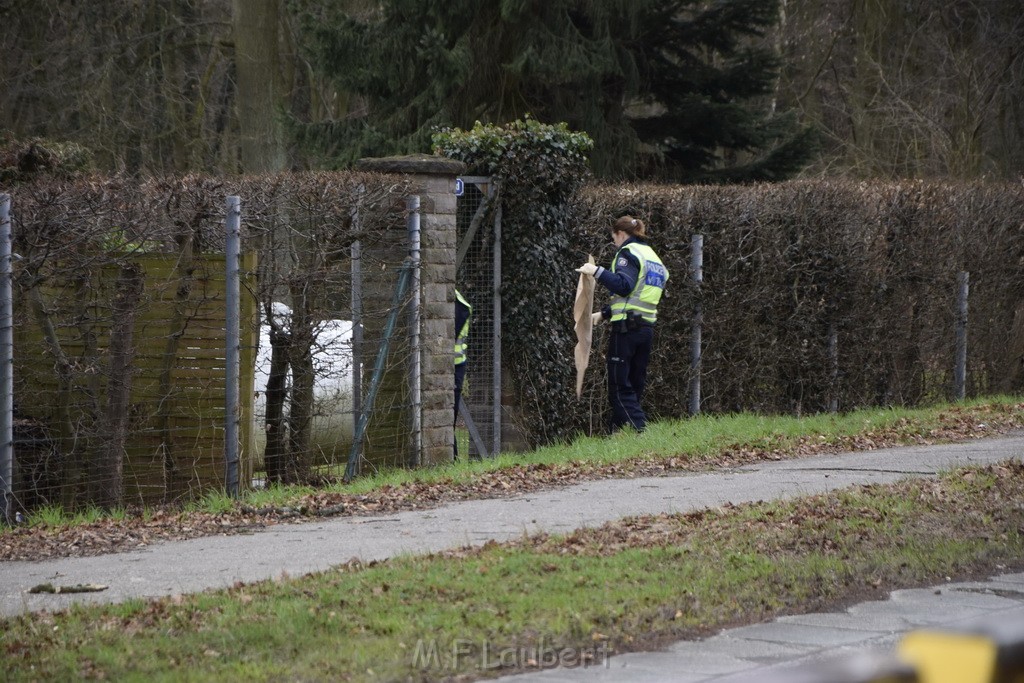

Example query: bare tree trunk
[232,0,286,172]
[1006,302,1024,393]
[72,275,106,508]
[158,1,198,172]
[25,284,79,508]
[849,0,886,175]
[93,264,144,510]
[263,328,290,484]
[157,236,197,502]
[286,287,314,484]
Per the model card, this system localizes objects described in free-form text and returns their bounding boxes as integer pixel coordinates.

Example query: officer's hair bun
[615,215,647,238]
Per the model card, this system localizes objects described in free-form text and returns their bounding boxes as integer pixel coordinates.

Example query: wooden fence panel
[13,252,257,506]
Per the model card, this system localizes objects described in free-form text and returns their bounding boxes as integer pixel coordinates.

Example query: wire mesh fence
[7,181,250,513]
[455,177,500,459]
[1,173,418,518]
[2,175,1021,521]
[246,182,417,483]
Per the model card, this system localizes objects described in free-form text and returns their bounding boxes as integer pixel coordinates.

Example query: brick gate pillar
[354,154,466,467]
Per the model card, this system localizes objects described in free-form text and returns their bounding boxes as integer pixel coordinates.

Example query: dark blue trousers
[607,326,653,432]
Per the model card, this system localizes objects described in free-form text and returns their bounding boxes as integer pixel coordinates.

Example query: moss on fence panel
[13,252,258,508]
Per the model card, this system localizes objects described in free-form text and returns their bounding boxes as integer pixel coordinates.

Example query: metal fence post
[225,196,241,496]
[407,195,422,467]
[954,271,969,401]
[827,320,839,414]
[0,195,12,525]
[491,190,502,456]
[689,234,704,416]
[351,237,363,470]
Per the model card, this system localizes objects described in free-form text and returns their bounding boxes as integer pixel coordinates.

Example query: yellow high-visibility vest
[609,242,668,323]
[455,289,471,365]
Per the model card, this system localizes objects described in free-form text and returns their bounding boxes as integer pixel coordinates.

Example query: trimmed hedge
[435,121,1023,442]
[571,179,1024,424]
[8,172,1023,463]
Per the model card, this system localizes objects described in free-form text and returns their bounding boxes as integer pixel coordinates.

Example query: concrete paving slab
[846,597,997,626]
[596,650,756,676]
[945,581,1024,597]
[890,586,1024,609]
[723,621,882,647]
[520,659,705,683]
[716,650,914,683]
[491,672,583,683]
[480,587,985,683]
[994,572,1024,584]
[670,634,818,663]
[775,610,911,633]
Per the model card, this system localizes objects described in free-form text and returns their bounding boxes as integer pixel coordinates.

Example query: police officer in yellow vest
[454,288,471,459]
[576,216,668,433]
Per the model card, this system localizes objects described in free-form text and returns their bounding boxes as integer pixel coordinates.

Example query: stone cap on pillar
[355,154,466,176]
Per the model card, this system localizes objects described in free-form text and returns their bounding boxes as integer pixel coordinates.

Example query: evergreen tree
[291,0,816,181]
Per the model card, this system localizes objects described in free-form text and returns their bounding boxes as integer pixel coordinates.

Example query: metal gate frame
[455,177,501,459]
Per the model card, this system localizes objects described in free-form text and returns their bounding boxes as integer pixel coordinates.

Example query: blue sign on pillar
[454,178,465,197]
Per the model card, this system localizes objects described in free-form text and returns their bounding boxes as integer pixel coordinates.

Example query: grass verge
[2,397,1021,562]
[3,460,1024,682]
[304,395,1024,495]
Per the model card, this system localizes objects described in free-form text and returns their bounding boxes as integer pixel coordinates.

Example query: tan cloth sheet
[573,255,596,398]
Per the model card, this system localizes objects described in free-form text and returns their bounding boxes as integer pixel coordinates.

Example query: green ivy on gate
[433,118,594,446]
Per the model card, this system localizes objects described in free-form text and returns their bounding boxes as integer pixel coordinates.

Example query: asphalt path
[2,434,1022,619]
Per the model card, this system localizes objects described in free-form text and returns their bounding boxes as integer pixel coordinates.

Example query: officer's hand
[575,263,598,276]
[591,312,603,325]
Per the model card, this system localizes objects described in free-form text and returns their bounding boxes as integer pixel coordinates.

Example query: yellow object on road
[898,630,998,683]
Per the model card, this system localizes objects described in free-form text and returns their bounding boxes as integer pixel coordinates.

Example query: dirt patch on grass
[2,403,1021,563]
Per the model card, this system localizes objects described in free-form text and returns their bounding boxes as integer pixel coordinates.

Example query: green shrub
[434,118,594,446]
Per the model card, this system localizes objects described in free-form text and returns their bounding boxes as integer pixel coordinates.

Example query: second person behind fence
[576,215,669,434]
[454,288,471,459]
